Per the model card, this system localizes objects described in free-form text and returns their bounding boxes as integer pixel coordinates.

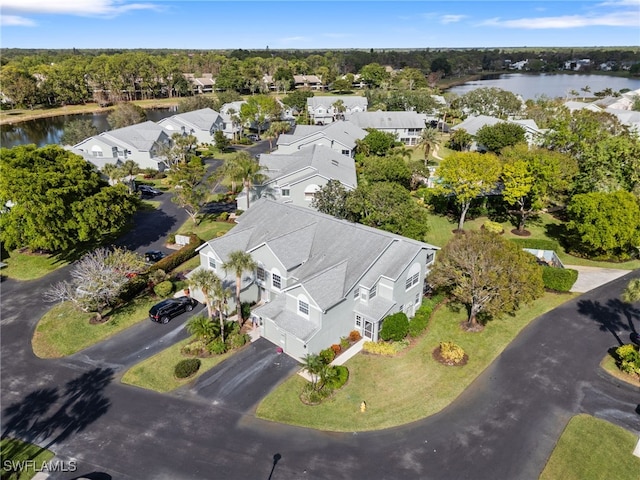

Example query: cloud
[1,0,160,17]
[0,15,36,26]
[440,14,466,24]
[279,36,310,44]
[596,0,640,6]
[480,12,639,29]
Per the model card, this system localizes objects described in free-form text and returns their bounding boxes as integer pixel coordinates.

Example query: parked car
[149,297,197,324]
[144,250,165,263]
[245,133,260,142]
[138,185,162,196]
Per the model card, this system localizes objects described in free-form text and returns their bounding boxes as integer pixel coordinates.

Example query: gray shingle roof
[276,122,366,150]
[159,108,222,131]
[354,296,396,322]
[451,115,541,136]
[261,145,357,188]
[103,121,168,152]
[203,200,437,311]
[307,96,368,110]
[347,111,428,130]
[253,296,319,341]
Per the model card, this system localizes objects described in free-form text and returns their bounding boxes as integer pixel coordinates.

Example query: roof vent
[331,159,339,167]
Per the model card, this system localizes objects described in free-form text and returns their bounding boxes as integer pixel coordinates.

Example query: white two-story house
[275,121,367,157]
[347,111,429,146]
[191,200,439,360]
[307,96,368,125]
[157,108,224,145]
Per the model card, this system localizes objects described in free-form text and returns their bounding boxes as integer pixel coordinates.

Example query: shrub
[174,280,188,292]
[226,333,250,350]
[148,269,168,286]
[118,275,148,302]
[149,233,203,274]
[174,358,201,378]
[235,210,244,216]
[348,330,362,343]
[300,382,331,404]
[407,297,445,338]
[615,344,640,375]
[326,365,349,390]
[439,341,466,365]
[339,337,350,351]
[167,232,176,244]
[362,340,409,356]
[319,347,336,365]
[379,312,409,341]
[541,267,579,292]
[207,338,227,355]
[181,340,207,356]
[240,302,252,320]
[218,212,229,222]
[153,280,174,297]
[331,344,341,355]
[509,238,559,251]
[483,220,504,234]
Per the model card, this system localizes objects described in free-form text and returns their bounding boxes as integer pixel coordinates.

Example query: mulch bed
[432,346,469,367]
[510,228,531,237]
[459,321,484,333]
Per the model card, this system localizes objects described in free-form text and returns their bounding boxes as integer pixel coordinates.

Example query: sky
[0,0,639,50]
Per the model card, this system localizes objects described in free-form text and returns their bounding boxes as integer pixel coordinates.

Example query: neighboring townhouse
[72,121,171,171]
[184,73,215,94]
[275,121,367,157]
[235,144,357,210]
[307,96,368,125]
[158,108,224,144]
[450,114,543,150]
[293,74,324,90]
[220,101,247,139]
[562,101,603,113]
[347,110,429,146]
[191,200,439,360]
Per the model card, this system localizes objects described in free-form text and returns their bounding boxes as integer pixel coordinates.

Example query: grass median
[121,336,233,392]
[256,292,575,431]
[1,250,68,281]
[32,297,158,358]
[0,437,55,480]
[539,414,640,480]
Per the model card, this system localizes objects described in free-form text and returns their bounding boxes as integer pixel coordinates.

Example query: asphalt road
[1,166,639,479]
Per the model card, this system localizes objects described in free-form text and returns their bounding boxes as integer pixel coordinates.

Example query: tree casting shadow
[577,297,640,346]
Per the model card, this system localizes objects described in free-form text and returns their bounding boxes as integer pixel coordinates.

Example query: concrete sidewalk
[298,339,365,381]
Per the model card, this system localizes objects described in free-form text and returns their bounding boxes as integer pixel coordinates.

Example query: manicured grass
[0,437,55,480]
[121,336,233,392]
[424,211,640,270]
[1,250,68,281]
[539,414,640,480]
[176,217,234,241]
[256,291,575,431]
[600,354,640,388]
[32,297,159,358]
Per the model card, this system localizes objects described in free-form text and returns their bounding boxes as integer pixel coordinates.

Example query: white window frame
[281,188,290,197]
[208,256,216,270]
[369,284,377,299]
[272,271,282,290]
[355,314,362,328]
[406,263,421,291]
[256,266,265,282]
[298,298,309,317]
[353,288,360,300]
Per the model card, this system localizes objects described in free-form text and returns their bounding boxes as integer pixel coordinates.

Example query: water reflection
[0,109,175,149]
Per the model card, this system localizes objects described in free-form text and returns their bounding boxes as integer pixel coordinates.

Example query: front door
[363,320,374,340]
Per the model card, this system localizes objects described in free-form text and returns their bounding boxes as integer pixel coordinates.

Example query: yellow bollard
[360,401,367,413]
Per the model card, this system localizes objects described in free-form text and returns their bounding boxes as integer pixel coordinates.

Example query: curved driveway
[1,191,639,479]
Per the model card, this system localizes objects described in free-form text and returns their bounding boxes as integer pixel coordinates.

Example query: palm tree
[120,159,140,193]
[186,314,219,343]
[224,152,266,209]
[223,250,257,324]
[581,85,591,101]
[189,269,228,341]
[102,163,120,184]
[417,127,439,166]
[622,278,640,304]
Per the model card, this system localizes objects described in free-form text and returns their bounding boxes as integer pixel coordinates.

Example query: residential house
[450,114,543,150]
[191,200,439,360]
[293,74,325,90]
[158,108,224,144]
[347,110,429,146]
[307,96,368,125]
[184,73,215,94]
[72,121,172,171]
[235,145,357,210]
[275,121,367,157]
[220,101,247,139]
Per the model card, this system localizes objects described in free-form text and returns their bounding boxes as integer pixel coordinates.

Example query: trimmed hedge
[379,312,409,341]
[153,280,173,297]
[509,238,559,251]
[174,358,201,378]
[541,266,578,292]
[408,294,445,338]
[149,233,203,274]
[327,365,349,390]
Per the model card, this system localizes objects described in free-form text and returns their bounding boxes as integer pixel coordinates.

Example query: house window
[399,304,404,313]
[415,293,421,305]
[353,288,360,300]
[298,299,309,316]
[360,289,368,301]
[257,266,265,282]
[281,189,290,197]
[304,184,320,201]
[355,314,362,328]
[426,252,435,264]
[369,284,377,299]
[406,263,421,290]
[208,257,216,270]
[272,273,281,290]
[341,149,350,156]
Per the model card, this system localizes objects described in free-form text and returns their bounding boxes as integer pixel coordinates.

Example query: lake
[447,73,640,100]
[0,108,176,149]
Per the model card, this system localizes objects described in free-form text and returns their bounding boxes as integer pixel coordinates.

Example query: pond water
[0,108,176,149]
[446,73,640,100]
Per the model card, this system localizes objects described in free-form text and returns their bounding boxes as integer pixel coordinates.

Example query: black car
[144,250,165,263]
[138,185,162,196]
[149,297,197,324]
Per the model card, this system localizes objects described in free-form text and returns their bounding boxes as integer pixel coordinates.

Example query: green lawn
[1,250,68,280]
[121,336,234,392]
[424,211,640,270]
[539,414,640,480]
[32,297,159,358]
[600,354,640,388]
[256,291,575,431]
[176,217,234,241]
[0,437,55,480]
